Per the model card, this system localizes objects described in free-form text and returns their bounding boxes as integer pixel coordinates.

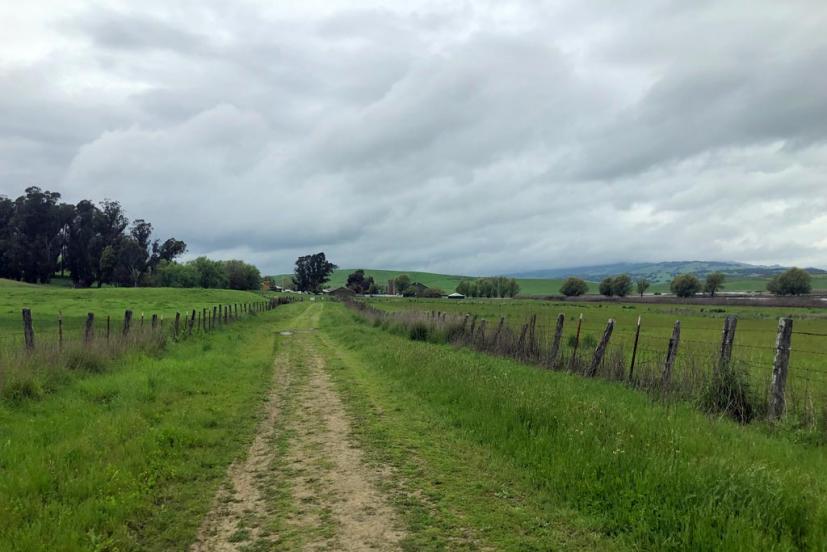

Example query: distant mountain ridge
[510,261,827,283]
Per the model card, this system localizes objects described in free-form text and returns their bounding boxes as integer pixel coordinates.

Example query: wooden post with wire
[548,314,565,368]
[661,321,681,388]
[587,319,615,377]
[568,314,583,371]
[769,318,793,420]
[628,316,642,381]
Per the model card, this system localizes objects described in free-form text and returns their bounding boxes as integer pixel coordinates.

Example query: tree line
[0,187,261,290]
[455,276,520,298]
[557,267,813,298]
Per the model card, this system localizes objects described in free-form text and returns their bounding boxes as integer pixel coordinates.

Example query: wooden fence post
[516,323,529,359]
[84,312,95,345]
[527,314,538,359]
[22,308,35,351]
[548,313,565,368]
[628,316,641,381]
[661,320,681,388]
[717,315,738,373]
[58,311,64,352]
[224,305,228,324]
[151,314,158,330]
[140,313,144,331]
[769,318,793,420]
[202,308,207,331]
[174,312,181,339]
[189,310,196,336]
[122,310,133,337]
[587,319,615,377]
[106,315,111,342]
[476,319,487,348]
[568,314,583,371]
[212,306,217,330]
[493,317,505,350]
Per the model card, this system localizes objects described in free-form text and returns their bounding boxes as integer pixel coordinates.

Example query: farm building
[447,292,465,299]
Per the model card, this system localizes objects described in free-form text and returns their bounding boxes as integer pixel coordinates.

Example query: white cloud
[1,0,826,274]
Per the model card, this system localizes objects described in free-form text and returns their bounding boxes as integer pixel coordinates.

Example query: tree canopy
[0,187,186,287]
[767,268,811,296]
[292,252,337,293]
[670,274,702,298]
[560,277,588,297]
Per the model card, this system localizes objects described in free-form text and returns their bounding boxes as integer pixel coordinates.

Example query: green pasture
[0,280,266,344]
[324,303,827,549]
[368,297,827,405]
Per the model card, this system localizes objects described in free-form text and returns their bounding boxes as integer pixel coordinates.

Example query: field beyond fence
[0,296,294,402]
[350,298,827,434]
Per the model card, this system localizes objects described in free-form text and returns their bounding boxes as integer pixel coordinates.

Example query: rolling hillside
[272,266,827,296]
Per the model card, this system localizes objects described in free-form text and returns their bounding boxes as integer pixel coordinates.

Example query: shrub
[670,274,702,298]
[699,364,759,423]
[409,322,429,341]
[599,277,614,297]
[560,277,588,297]
[767,268,812,296]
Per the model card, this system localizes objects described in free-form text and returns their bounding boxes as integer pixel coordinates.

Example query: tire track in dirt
[191,303,406,550]
[190,340,290,551]
[282,336,406,550]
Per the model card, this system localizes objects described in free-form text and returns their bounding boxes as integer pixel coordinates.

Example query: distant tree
[560,277,588,297]
[153,260,200,288]
[599,277,614,297]
[293,252,337,293]
[767,268,811,296]
[66,199,99,287]
[394,274,412,294]
[704,272,726,297]
[612,274,633,297]
[456,280,472,296]
[636,278,651,297]
[670,274,702,298]
[191,256,228,288]
[346,269,376,294]
[224,260,262,290]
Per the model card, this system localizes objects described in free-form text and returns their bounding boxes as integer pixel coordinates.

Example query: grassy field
[323,303,827,549]
[0,301,307,550]
[272,269,827,296]
[368,297,827,415]
[2,284,827,549]
[0,279,266,343]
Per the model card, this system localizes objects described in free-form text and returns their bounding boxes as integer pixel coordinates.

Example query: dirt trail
[191,304,405,551]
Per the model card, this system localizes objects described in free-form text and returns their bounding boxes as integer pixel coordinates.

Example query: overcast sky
[1,1,826,275]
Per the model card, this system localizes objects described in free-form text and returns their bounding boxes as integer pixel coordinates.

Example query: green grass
[0,301,307,550]
[320,303,827,549]
[368,297,827,406]
[0,283,266,339]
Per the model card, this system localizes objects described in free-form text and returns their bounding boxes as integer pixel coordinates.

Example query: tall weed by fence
[0,296,295,403]
[345,299,826,437]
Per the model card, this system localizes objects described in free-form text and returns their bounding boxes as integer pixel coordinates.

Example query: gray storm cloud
[1,0,825,274]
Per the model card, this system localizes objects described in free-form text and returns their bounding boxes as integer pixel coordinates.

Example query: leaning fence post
[717,315,738,374]
[58,311,64,352]
[188,310,196,336]
[587,319,615,377]
[628,316,641,381]
[493,317,505,350]
[174,312,181,339]
[122,310,133,337]
[84,312,95,345]
[661,320,681,388]
[22,308,35,351]
[568,314,583,371]
[769,318,793,420]
[548,313,564,368]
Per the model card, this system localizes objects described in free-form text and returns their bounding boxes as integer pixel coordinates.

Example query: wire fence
[348,300,827,431]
